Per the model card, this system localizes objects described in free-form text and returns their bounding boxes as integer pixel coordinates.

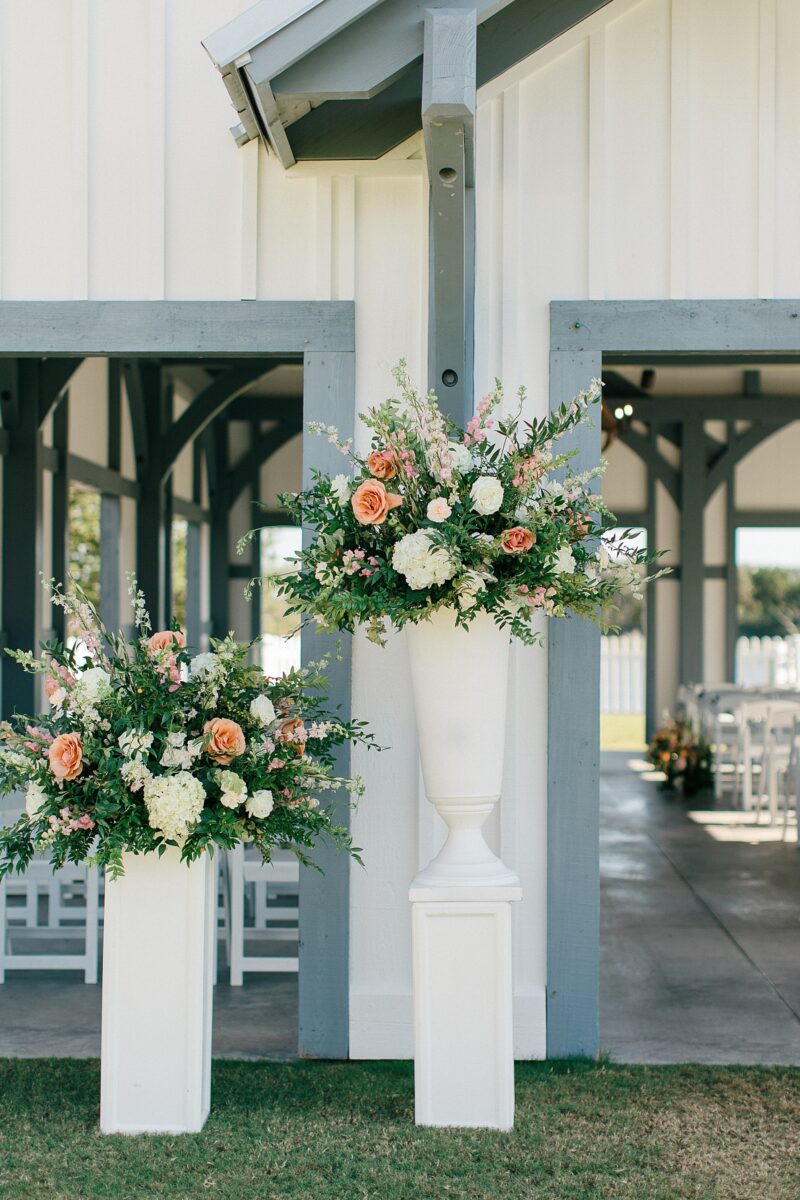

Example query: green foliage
[738,565,800,637]
[267,364,662,647]
[647,717,714,795]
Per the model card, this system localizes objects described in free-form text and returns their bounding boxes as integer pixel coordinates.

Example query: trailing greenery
[263,364,661,647]
[0,1059,798,1199]
[0,579,374,880]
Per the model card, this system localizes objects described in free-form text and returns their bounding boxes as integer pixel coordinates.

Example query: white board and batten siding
[2,0,800,1059]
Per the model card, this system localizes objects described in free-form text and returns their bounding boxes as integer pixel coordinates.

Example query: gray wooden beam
[618,425,680,505]
[725,421,737,684]
[228,421,302,506]
[50,394,70,642]
[1,360,43,717]
[423,7,476,427]
[705,420,788,501]
[733,509,800,527]
[552,300,800,353]
[207,423,230,641]
[679,420,705,686]
[611,396,800,422]
[100,361,122,635]
[547,348,602,1059]
[299,349,355,1060]
[0,302,355,356]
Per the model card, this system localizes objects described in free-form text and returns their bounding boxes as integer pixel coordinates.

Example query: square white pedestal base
[410,884,522,1130]
[100,848,216,1135]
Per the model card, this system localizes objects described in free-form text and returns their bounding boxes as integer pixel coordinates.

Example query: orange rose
[500,526,536,555]
[278,717,307,757]
[204,717,246,765]
[48,732,83,782]
[367,449,398,481]
[147,630,186,655]
[351,479,402,526]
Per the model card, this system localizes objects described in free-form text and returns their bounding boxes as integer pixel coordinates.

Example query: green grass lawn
[1,1059,799,1199]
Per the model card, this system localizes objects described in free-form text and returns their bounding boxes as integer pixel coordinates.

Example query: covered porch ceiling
[202,0,612,164]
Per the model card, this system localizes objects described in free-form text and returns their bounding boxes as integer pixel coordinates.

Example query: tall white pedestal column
[410,882,521,1130]
[100,848,215,1135]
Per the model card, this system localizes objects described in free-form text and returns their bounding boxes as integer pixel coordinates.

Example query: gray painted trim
[618,426,679,505]
[0,301,354,356]
[173,497,210,525]
[679,421,705,686]
[705,420,790,501]
[734,509,800,526]
[644,424,658,742]
[299,349,355,1060]
[552,300,800,353]
[547,348,602,1059]
[725,421,737,684]
[615,396,800,421]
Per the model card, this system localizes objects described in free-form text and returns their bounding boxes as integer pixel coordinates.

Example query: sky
[736,527,800,569]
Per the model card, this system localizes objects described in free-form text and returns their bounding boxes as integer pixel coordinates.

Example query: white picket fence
[601,632,645,714]
[736,634,800,687]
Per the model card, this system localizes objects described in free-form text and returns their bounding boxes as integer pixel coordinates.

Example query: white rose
[470,476,504,516]
[426,497,452,523]
[448,442,473,473]
[330,474,352,506]
[246,789,274,819]
[77,666,111,701]
[553,546,575,575]
[25,781,47,820]
[250,694,277,726]
[217,769,248,810]
[189,652,218,676]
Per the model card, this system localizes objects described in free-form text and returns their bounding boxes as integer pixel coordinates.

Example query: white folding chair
[780,715,800,841]
[0,859,100,984]
[759,701,800,824]
[227,845,299,985]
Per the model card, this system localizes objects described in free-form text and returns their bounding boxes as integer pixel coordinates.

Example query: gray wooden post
[51,392,70,642]
[100,361,122,634]
[547,349,602,1059]
[299,349,355,1059]
[207,421,230,640]
[679,419,705,686]
[1,360,43,717]
[126,362,168,630]
[422,7,476,428]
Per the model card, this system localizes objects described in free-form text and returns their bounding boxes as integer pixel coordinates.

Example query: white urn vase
[406,607,519,889]
[100,847,216,1135]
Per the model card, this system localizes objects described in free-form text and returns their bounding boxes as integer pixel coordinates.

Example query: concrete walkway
[601,750,800,1064]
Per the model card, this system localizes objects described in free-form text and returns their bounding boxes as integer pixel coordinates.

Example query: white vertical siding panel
[164,0,247,299]
[332,175,356,300]
[587,28,607,299]
[0,3,80,297]
[500,83,522,392]
[773,0,800,296]
[474,94,504,394]
[669,0,690,298]
[71,0,90,298]
[684,0,760,296]
[88,0,167,298]
[605,0,671,298]
[757,0,777,297]
[315,176,333,300]
[257,158,317,298]
[239,141,259,301]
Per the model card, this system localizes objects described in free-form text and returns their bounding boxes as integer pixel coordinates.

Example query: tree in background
[67,486,101,640]
[738,566,800,637]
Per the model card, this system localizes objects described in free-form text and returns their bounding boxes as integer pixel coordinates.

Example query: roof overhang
[202,0,613,165]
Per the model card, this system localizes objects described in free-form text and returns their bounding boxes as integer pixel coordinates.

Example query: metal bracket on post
[422,7,476,428]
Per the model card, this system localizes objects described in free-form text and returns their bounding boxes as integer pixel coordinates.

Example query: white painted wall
[4,0,800,1059]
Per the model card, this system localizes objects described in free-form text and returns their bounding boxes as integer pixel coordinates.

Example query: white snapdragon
[553,546,575,575]
[330,474,352,506]
[470,476,504,516]
[246,789,274,819]
[448,441,473,473]
[120,758,152,794]
[25,780,48,820]
[118,729,154,758]
[392,531,458,591]
[250,694,277,726]
[216,769,248,810]
[143,772,205,843]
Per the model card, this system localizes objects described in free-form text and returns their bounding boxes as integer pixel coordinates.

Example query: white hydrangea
[470,476,504,515]
[160,731,201,770]
[25,780,48,820]
[118,729,154,758]
[189,652,219,677]
[448,442,473,473]
[76,666,111,700]
[553,546,575,575]
[216,769,247,809]
[246,789,274,819]
[330,474,352,506]
[392,531,458,591]
[143,772,205,843]
[250,694,277,726]
[120,758,152,794]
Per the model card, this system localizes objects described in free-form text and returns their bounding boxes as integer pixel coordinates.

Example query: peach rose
[277,717,307,757]
[500,526,536,555]
[367,449,398,481]
[147,630,186,655]
[48,732,84,782]
[351,479,402,526]
[203,717,246,765]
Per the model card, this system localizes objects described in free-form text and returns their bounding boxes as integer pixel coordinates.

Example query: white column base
[100,848,216,1135]
[410,882,522,1130]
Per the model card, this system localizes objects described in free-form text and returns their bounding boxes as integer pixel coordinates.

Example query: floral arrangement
[271,363,654,645]
[0,580,373,879]
[646,717,713,796]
